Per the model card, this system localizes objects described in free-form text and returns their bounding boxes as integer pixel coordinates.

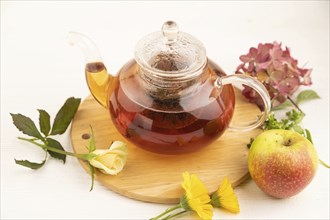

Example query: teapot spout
[68,32,111,108]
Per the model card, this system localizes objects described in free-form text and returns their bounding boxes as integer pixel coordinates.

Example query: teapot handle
[215,74,271,131]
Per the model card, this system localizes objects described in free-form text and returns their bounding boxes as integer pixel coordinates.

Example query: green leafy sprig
[247,88,329,168]
[11,97,81,168]
[262,109,311,142]
[263,89,321,143]
[247,109,309,149]
[271,90,320,112]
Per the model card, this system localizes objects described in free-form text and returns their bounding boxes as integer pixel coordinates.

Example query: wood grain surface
[70,90,262,204]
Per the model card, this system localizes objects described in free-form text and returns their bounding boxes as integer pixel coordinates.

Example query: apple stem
[284,139,292,147]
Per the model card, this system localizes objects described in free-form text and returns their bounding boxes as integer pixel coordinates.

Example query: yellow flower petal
[180,172,213,220]
[211,177,240,214]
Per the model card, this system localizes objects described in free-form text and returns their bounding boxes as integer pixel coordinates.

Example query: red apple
[248,129,319,198]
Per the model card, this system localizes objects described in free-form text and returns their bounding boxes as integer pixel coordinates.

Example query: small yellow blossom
[211,177,240,214]
[88,141,128,175]
[151,172,213,220]
[180,172,213,220]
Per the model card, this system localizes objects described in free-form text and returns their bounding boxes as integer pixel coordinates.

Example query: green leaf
[88,162,95,191]
[15,158,46,169]
[46,138,66,163]
[88,126,96,152]
[38,109,51,136]
[305,129,313,144]
[50,97,81,135]
[263,113,282,130]
[286,109,305,125]
[296,90,320,105]
[271,100,293,111]
[292,125,304,135]
[10,113,43,139]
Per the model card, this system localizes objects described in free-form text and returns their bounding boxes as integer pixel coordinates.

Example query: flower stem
[18,137,88,160]
[287,96,304,114]
[150,204,182,220]
[163,210,187,220]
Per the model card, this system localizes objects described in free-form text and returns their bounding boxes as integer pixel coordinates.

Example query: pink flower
[236,42,312,107]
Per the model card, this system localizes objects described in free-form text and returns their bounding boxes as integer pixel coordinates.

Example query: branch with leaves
[11,97,81,168]
[271,89,320,112]
[11,97,128,190]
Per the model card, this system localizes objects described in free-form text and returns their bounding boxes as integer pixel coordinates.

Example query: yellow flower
[150,172,213,220]
[180,172,213,220]
[88,141,128,175]
[211,177,240,214]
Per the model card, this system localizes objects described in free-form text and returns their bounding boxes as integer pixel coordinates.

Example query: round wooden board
[70,90,262,204]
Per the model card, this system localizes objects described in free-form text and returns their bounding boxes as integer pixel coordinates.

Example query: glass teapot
[68,21,271,154]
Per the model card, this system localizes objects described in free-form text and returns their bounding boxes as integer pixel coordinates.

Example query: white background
[1,1,329,219]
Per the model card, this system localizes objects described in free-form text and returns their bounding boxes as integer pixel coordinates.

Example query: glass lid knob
[162,21,179,43]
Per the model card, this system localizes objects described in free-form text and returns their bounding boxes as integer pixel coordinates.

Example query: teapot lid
[135,21,207,76]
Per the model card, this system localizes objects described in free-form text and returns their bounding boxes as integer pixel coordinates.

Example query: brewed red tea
[75,20,271,155]
[97,60,236,154]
